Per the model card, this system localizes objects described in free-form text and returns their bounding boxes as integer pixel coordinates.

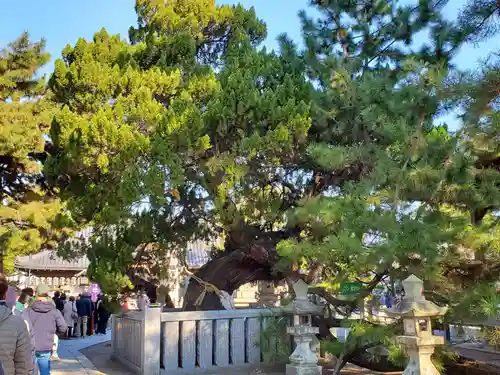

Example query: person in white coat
[62,295,77,338]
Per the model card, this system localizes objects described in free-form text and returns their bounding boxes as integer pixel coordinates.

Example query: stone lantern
[257,281,280,307]
[385,275,448,375]
[281,279,323,375]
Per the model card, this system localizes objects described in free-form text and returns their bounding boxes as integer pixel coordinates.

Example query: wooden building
[10,250,90,295]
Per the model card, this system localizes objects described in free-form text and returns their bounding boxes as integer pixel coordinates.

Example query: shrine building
[9,250,90,296]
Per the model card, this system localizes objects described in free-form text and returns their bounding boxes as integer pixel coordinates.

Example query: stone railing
[111,300,486,375]
[112,309,157,375]
[111,307,282,375]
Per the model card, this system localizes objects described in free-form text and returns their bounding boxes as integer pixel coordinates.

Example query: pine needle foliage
[43,0,499,327]
[0,33,72,273]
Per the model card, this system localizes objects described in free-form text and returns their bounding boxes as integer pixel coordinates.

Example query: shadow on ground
[81,341,398,375]
[80,341,132,375]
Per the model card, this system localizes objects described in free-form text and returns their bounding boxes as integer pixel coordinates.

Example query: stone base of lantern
[286,364,322,375]
[286,325,322,375]
[398,336,444,375]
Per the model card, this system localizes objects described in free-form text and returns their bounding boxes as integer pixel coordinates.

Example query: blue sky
[1,0,498,129]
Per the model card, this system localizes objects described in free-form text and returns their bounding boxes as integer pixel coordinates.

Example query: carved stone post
[281,279,323,375]
[257,281,280,307]
[386,275,448,375]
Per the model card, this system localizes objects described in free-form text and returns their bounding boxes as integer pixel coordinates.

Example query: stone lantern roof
[386,275,448,318]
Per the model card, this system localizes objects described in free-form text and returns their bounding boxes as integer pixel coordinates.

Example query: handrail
[160,307,281,322]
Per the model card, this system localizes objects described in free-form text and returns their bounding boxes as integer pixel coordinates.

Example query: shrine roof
[15,250,90,271]
[15,240,213,271]
[186,240,212,268]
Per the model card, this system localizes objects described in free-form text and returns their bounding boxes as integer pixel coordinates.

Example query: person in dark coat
[52,291,64,312]
[75,293,92,337]
[96,295,109,334]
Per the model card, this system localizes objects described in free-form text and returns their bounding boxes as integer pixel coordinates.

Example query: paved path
[49,331,395,375]
[80,340,133,375]
[454,343,500,368]
[46,333,500,375]
[51,332,111,375]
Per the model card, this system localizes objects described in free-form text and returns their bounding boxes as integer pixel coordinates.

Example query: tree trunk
[183,226,294,310]
[161,292,176,308]
[182,228,385,312]
[183,251,280,310]
[333,357,346,375]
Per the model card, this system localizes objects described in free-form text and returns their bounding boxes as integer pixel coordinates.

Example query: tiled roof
[186,240,213,268]
[15,238,216,271]
[15,250,90,271]
[14,228,94,270]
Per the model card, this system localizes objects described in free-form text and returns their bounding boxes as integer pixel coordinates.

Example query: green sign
[340,282,363,295]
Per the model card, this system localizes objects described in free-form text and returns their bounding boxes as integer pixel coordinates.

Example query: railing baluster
[231,318,245,365]
[181,320,196,370]
[246,317,261,364]
[162,321,180,371]
[214,319,230,366]
[198,319,213,369]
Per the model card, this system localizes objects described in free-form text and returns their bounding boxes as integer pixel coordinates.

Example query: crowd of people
[0,273,110,375]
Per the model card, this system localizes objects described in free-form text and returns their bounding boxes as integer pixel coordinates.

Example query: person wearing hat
[22,284,67,375]
[0,273,31,375]
[14,288,34,316]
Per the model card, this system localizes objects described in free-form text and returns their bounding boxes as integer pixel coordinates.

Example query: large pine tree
[0,33,70,273]
[284,0,500,300]
[276,2,499,369]
[46,0,311,298]
[46,0,499,327]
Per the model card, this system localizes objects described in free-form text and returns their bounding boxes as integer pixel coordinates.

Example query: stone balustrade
[112,307,283,375]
